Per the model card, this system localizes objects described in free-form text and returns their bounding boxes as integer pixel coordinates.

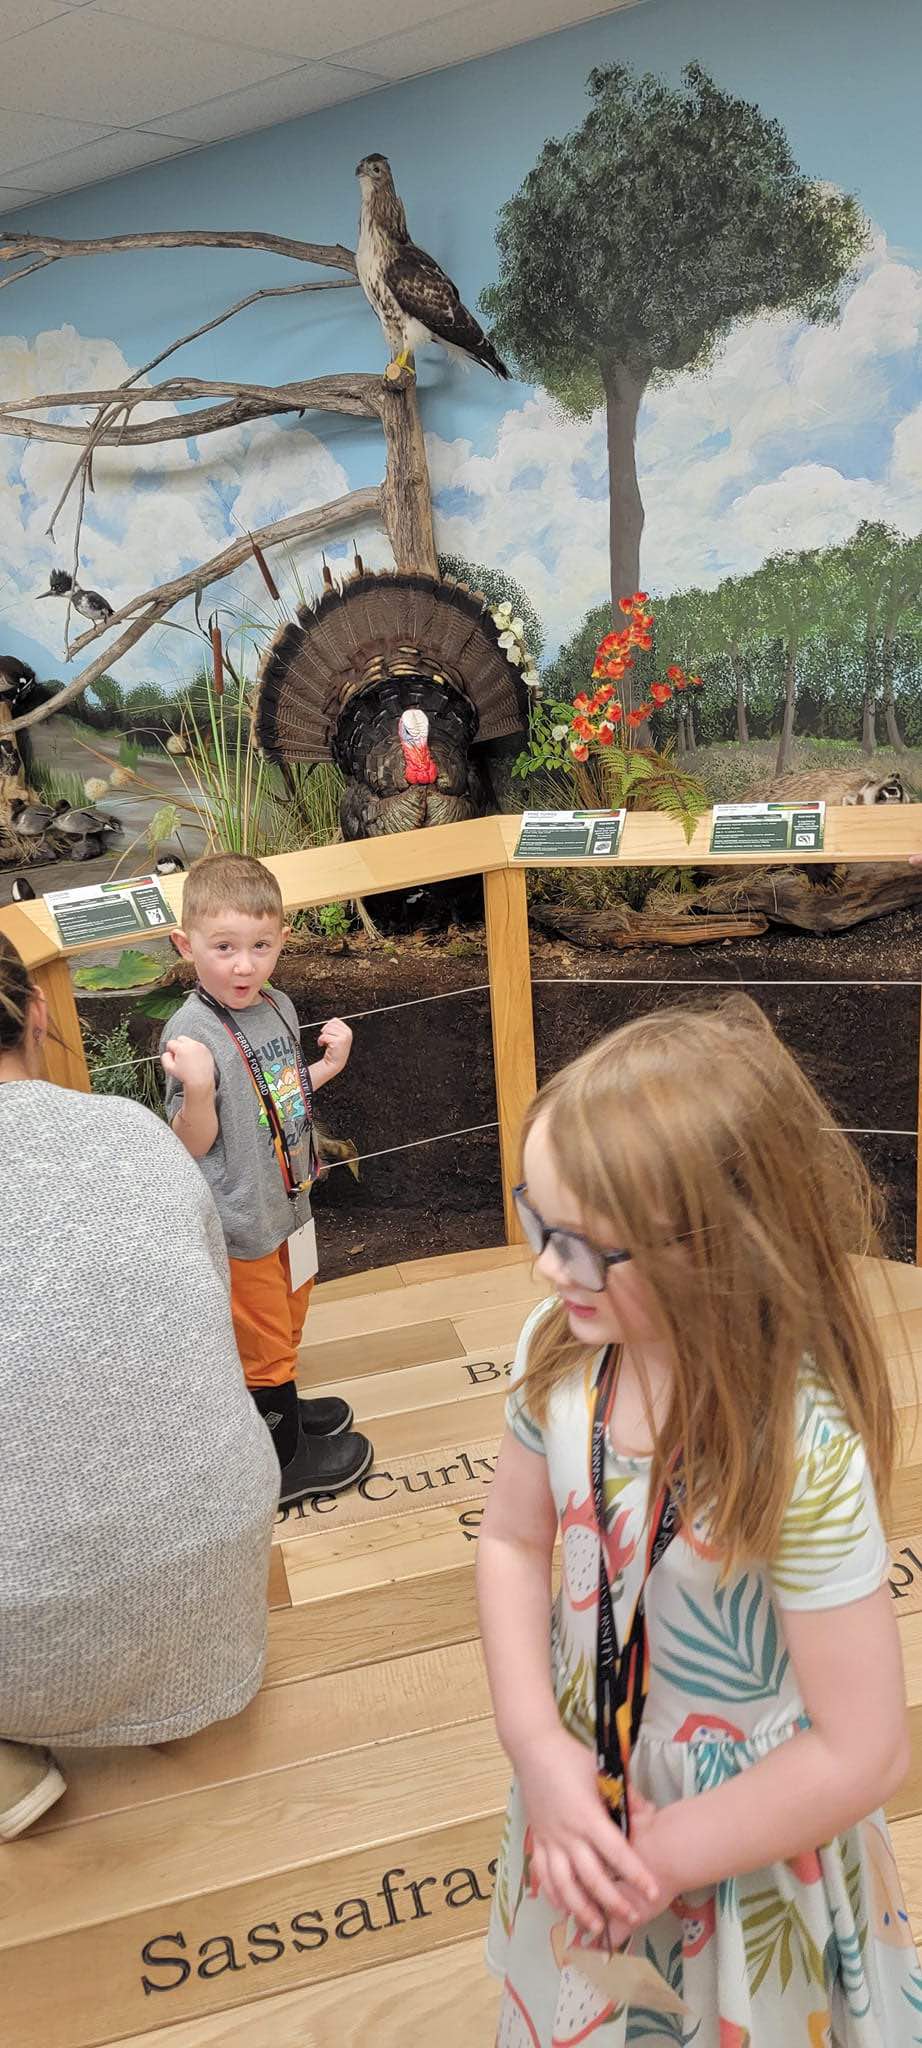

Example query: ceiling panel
[0,11,296,125]
[10,126,195,190]
[163,62,386,143]
[0,107,111,177]
[339,0,640,81]
[0,185,44,211]
[0,0,73,36]
[91,0,469,65]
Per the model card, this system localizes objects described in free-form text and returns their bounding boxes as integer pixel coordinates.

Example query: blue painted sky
[2,0,921,684]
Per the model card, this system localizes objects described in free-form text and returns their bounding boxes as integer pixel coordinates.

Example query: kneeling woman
[0,932,279,1837]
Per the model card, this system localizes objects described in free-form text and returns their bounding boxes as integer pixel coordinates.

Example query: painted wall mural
[1,0,921,806]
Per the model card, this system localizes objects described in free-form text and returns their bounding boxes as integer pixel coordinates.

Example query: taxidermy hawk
[255,564,529,839]
[355,153,508,381]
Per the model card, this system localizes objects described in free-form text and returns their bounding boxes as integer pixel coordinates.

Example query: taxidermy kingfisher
[355,153,508,382]
[36,569,114,625]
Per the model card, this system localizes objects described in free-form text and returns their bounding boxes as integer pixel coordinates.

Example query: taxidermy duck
[52,799,119,860]
[0,656,36,706]
[10,876,36,901]
[355,153,508,381]
[255,565,530,840]
[36,569,114,626]
[155,851,185,876]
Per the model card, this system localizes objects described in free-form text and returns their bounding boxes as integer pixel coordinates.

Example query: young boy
[160,852,373,1506]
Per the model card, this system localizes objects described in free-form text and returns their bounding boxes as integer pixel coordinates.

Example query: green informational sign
[44,876,174,947]
[709,802,826,855]
[513,809,626,860]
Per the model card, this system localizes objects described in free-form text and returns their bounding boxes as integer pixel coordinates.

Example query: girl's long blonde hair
[523,995,898,1568]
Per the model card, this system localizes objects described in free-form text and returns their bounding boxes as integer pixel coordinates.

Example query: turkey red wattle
[398,708,439,787]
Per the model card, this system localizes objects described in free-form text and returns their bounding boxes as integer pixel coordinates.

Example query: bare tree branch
[0,375,384,449]
[0,227,357,283]
[122,278,358,387]
[6,486,382,730]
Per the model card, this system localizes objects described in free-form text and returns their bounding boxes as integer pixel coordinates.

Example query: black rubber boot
[250,1380,300,1467]
[278,1428,374,1506]
[298,1395,353,1437]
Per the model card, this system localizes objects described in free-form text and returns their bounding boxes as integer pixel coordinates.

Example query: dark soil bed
[76,902,922,1277]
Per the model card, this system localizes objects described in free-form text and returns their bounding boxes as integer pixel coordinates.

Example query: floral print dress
[487,1304,921,2047]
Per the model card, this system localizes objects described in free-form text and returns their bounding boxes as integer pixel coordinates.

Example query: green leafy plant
[74,949,165,991]
[316,901,353,940]
[135,982,187,1024]
[118,737,141,770]
[29,762,87,808]
[84,1019,165,1117]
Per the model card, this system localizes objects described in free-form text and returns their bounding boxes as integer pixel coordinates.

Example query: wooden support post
[33,955,91,1092]
[917,986,922,1267]
[483,864,537,1245]
[0,906,90,1092]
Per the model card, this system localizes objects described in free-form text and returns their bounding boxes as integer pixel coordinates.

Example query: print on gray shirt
[161,986,313,1260]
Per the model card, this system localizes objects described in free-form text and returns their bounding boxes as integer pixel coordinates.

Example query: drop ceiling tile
[10,126,195,190]
[90,0,466,65]
[0,185,43,212]
[0,0,70,36]
[339,0,641,79]
[0,12,298,126]
[162,61,385,142]
[0,106,110,175]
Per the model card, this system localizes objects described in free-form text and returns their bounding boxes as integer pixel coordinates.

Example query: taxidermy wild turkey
[255,567,530,840]
[36,569,114,625]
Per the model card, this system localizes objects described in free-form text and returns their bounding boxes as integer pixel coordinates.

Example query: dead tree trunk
[379,382,437,574]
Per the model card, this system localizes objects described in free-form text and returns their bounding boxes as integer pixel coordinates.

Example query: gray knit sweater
[0,1080,279,1746]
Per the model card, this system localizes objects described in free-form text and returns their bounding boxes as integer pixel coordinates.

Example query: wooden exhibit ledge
[5,806,922,967]
[2,807,920,1255]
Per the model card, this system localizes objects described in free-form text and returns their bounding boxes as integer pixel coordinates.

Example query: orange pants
[228,1241,314,1389]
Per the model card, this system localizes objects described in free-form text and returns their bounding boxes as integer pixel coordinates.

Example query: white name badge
[287,1218,318,1291]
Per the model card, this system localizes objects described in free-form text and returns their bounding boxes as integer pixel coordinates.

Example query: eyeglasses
[512,1184,632,1294]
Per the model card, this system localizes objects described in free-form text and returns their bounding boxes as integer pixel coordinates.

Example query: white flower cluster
[491,601,541,690]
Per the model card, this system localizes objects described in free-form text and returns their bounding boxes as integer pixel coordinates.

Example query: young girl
[478,997,919,2046]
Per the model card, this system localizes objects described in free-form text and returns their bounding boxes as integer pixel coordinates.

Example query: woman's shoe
[0,1741,66,1840]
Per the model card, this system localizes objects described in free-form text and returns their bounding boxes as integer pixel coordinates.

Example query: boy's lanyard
[592,1345,684,1835]
[194,985,317,1196]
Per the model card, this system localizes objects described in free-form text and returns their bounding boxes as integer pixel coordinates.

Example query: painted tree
[704,574,765,745]
[482,62,867,664]
[754,549,832,776]
[830,522,922,753]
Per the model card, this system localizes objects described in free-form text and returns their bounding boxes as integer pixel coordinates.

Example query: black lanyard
[593,1346,684,1835]
[194,985,317,1197]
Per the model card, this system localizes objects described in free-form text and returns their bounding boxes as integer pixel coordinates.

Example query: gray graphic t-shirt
[161,986,313,1260]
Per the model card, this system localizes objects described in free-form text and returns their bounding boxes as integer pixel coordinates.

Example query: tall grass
[29,762,88,808]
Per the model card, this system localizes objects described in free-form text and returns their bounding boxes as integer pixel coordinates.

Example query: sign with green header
[709,801,825,855]
[513,809,626,860]
[44,875,174,947]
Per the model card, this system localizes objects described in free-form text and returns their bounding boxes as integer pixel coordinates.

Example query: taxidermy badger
[759,769,909,806]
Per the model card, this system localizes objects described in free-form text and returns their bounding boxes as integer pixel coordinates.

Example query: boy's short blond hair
[180,852,284,931]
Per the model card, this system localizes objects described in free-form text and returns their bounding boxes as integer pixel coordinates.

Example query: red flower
[673,674,687,690]
[595,682,615,704]
[666,665,685,681]
[650,681,672,705]
[597,725,615,746]
[627,708,646,728]
[635,634,653,650]
[605,660,626,679]
[573,692,589,710]
[689,674,704,688]
[572,715,593,738]
[618,596,634,614]
[632,590,649,604]
[623,655,635,669]
[596,632,620,658]
[570,743,589,761]
[609,701,624,722]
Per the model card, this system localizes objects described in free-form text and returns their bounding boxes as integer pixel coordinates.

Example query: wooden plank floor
[2,1248,921,2047]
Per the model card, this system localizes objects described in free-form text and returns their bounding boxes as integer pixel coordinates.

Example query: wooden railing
[3,807,921,1252]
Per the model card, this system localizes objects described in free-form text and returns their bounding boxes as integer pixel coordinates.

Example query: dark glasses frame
[512,1183,632,1293]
